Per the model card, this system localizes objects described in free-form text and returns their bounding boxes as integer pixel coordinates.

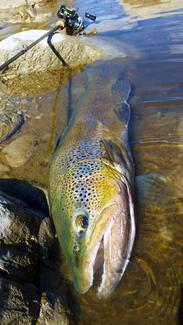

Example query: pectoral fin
[101,139,134,176]
[135,173,171,207]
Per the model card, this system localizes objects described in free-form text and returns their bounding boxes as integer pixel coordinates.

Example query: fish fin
[101,139,133,176]
[111,79,131,103]
[98,174,135,298]
[135,173,178,255]
[111,79,131,129]
[115,102,130,125]
[101,139,128,168]
[135,173,172,207]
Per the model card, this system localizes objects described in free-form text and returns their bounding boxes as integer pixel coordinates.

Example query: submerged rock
[0,29,103,75]
[2,134,38,168]
[0,179,73,325]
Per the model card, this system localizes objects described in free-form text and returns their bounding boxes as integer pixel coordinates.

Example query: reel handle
[85,13,96,21]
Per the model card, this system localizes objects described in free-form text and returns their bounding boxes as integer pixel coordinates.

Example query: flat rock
[0,29,103,75]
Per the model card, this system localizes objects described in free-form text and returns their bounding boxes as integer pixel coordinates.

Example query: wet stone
[38,229,74,325]
[0,192,43,245]
[0,244,40,282]
[0,277,40,325]
[2,134,38,168]
[0,180,72,324]
[0,189,44,324]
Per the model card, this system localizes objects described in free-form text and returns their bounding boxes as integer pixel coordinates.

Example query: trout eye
[73,212,89,237]
[76,215,88,228]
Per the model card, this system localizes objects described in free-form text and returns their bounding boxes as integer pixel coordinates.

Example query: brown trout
[49,69,135,298]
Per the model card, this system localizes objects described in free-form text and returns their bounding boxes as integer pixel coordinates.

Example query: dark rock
[38,225,76,325]
[0,180,73,324]
[0,187,44,324]
[0,277,40,325]
[0,243,39,283]
[0,178,49,215]
[0,191,44,245]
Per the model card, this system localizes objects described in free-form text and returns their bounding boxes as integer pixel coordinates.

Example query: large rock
[0,278,40,325]
[0,29,103,75]
[0,179,73,325]
[0,185,45,324]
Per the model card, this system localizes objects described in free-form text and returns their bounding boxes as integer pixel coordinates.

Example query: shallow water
[0,0,183,324]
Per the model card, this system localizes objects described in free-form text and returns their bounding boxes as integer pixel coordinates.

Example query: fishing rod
[0,4,96,73]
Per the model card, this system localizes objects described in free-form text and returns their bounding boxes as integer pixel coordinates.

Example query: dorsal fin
[111,79,131,103]
[111,79,131,128]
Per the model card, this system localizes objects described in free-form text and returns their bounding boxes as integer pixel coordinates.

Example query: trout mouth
[74,181,135,299]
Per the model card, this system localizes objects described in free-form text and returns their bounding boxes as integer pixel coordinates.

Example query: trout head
[51,150,135,299]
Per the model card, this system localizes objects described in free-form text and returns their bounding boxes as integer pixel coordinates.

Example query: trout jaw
[72,239,102,294]
[72,179,135,298]
[97,179,135,299]
[72,204,119,295]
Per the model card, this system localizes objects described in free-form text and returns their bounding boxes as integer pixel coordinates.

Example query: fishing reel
[57,4,96,35]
